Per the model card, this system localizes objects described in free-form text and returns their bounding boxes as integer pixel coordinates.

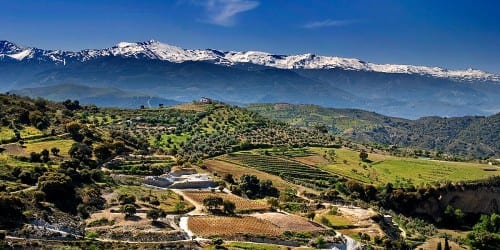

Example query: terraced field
[220,151,337,190]
[251,212,325,232]
[188,216,282,237]
[309,148,499,186]
[182,191,269,213]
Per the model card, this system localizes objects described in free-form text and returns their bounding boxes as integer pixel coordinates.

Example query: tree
[223,200,236,214]
[65,122,83,141]
[259,179,279,198]
[359,149,369,162]
[239,174,260,198]
[51,147,60,156]
[69,142,92,163]
[118,194,136,205]
[41,149,50,163]
[0,193,25,228]
[62,99,81,111]
[203,196,223,212]
[29,110,49,129]
[147,209,161,222]
[222,173,235,184]
[94,143,112,163]
[30,152,42,163]
[19,171,35,185]
[122,204,136,218]
[38,172,76,211]
[468,213,500,250]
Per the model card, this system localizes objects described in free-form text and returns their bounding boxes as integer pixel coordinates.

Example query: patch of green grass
[0,127,15,141]
[310,148,499,186]
[20,126,43,138]
[314,213,353,229]
[24,139,74,157]
[0,153,34,168]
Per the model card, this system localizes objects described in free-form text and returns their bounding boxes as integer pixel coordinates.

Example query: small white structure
[199,97,212,104]
[145,169,217,189]
[383,214,393,224]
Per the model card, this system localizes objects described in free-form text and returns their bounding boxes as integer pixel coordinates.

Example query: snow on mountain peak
[0,40,498,82]
[116,42,136,48]
[8,49,33,60]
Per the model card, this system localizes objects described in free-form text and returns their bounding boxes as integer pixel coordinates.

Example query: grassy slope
[310,147,499,186]
[216,147,498,187]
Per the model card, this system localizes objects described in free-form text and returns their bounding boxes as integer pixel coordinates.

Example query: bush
[118,194,136,205]
[85,231,99,240]
[146,209,162,222]
[122,204,136,218]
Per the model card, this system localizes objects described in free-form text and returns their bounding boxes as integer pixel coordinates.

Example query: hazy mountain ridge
[1,40,499,118]
[10,83,179,108]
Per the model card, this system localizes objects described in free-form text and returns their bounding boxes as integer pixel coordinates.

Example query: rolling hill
[247,103,500,158]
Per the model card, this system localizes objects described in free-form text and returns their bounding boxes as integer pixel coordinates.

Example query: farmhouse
[199,97,212,104]
[145,168,217,189]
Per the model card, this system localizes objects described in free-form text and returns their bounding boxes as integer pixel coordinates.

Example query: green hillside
[247,103,499,159]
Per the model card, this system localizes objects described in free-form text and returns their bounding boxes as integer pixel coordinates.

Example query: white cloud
[302,19,353,29]
[190,0,259,26]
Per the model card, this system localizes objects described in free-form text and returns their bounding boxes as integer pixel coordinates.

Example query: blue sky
[1,0,499,73]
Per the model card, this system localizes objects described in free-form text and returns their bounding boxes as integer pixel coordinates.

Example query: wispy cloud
[302,19,354,29]
[189,0,259,27]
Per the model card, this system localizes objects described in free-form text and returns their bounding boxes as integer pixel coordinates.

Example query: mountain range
[1,40,499,119]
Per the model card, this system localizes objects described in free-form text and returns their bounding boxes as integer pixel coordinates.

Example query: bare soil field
[188,216,282,237]
[182,190,270,212]
[250,212,325,232]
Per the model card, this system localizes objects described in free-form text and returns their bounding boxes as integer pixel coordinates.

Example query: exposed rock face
[414,186,500,219]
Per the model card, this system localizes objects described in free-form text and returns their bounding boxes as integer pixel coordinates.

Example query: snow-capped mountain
[1,40,498,83]
[1,40,499,119]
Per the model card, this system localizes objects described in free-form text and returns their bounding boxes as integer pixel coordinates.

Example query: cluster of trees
[13,165,48,186]
[468,213,500,250]
[230,174,279,199]
[202,196,236,214]
[0,193,25,228]
[62,99,81,111]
